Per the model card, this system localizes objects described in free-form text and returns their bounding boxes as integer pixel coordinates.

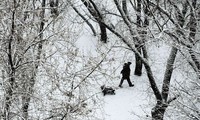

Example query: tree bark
[188,0,200,72]
[88,0,107,42]
[81,0,107,43]
[134,0,143,76]
[4,2,16,119]
[142,45,163,101]
[122,0,127,15]
[151,102,167,120]
[150,46,178,120]
[134,46,143,76]
[99,22,107,43]
[162,47,178,101]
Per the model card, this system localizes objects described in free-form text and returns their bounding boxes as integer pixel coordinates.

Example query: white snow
[102,75,152,120]
[74,34,172,120]
[75,32,165,120]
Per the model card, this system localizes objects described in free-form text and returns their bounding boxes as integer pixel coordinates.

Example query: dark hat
[127,62,132,65]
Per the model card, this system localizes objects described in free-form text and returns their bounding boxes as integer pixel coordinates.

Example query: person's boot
[118,85,122,88]
[129,84,134,87]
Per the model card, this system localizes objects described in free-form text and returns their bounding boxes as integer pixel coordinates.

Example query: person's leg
[119,78,124,87]
[127,77,134,87]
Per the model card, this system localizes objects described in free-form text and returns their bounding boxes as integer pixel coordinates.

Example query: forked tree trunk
[150,46,177,120]
[151,102,167,120]
[81,0,107,43]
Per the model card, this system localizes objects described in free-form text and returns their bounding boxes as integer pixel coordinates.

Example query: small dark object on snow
[100,85,115,96]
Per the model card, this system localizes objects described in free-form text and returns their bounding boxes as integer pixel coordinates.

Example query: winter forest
[0,0,200,120]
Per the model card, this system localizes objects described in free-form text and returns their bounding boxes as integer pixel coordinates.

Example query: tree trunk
[151,47,178,120]
[122,0,127,15]
[89,0,107,43]
[99,22,107,43]
[151,102,167,120]
[188,0,200,72]
[81,0,107,43]
[3,3,16,119]
[134,0,143,76]
[22,97,29,120]
[161,47,178,101]
[134,46,142,76]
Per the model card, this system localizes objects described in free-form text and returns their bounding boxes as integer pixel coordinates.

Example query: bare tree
[134,0,143,76]
[2,0,17,119]
[49,0,200,119]
[81,0,107,43]
[21,0,46,119]
[68,1,97,36]
[1,0,199,120]
[78,0,193,119]
[187,0,200,76]
[1,0,52,119]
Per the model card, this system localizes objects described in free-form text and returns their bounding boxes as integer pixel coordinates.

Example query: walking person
[119,62,134,87]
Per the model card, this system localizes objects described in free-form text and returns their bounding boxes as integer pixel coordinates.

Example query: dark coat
[121,63,131,79]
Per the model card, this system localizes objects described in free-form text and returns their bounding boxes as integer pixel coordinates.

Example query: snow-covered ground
[103,75,151,120]
[76,31,171,120]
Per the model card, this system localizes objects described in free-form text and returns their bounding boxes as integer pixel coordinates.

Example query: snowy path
[103,76,151,120]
